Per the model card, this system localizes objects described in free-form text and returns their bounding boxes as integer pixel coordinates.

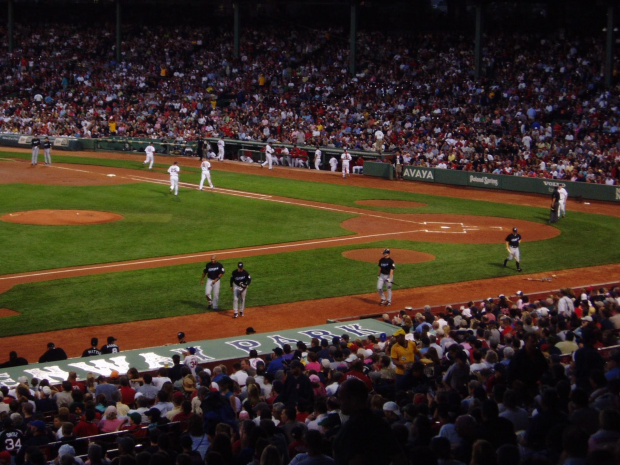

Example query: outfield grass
[0,152,619,336]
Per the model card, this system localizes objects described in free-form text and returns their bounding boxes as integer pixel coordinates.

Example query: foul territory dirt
[0,150,618,360]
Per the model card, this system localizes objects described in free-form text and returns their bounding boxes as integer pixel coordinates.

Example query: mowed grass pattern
[0,154,619,336]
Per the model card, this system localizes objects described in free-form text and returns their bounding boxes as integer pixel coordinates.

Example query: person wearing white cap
[377,248,395,306]
[382,401,402,423]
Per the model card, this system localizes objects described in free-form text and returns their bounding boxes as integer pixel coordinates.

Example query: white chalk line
[0,228,426,282]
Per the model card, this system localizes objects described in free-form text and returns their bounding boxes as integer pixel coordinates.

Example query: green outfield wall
[363,162,619,203]
[0,319,396,387]
[2,132,616,202]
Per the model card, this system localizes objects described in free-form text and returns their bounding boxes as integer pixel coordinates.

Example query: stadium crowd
[0,24,619,183]
[1,285,620,465]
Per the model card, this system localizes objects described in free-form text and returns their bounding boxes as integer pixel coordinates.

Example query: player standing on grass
[201,255,225,310]
[168,161,180,195]
[230,262,251,318]
[143,143,155,169]
[504,227,523,272]
[377,248,395,306]
[199,159,214,190]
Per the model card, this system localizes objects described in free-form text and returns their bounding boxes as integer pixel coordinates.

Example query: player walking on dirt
[377,248,395,306]
[230,262,251,318]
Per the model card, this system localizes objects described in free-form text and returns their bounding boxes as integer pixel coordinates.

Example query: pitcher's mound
[343,248,435,264]
[1,210,124,225]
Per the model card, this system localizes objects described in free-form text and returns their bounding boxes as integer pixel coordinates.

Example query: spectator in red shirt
[118,376,136,407]
[74,409,99,438]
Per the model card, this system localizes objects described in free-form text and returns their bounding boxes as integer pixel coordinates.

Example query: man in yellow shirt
[390,328,420,391]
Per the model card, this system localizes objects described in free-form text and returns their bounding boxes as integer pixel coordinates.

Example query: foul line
[0,228,425,282]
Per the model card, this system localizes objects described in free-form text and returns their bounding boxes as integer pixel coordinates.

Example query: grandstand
[0,2,619,465]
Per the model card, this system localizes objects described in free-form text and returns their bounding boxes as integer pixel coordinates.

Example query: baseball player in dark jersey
[230,262,251,318]
[201,255,225,310]
[42,137,52,164]
[504,227,523,272]
[82,337,101,357]
[31,135,40,165]
[101,336,119,354]
[0,420,24,458]
[377,248,396,306]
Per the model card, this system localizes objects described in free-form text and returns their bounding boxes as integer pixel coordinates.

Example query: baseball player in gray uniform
[201,255,225,310]
[377,248,395,306]
[230,262,251,318]
[43,137,52,165]
[31,135,40,165]
[504,227,522,272]
[199,159,214,190]
[167,161,180,195]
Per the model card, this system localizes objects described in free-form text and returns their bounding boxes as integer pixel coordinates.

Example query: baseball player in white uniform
[261,143,274,169]
[329,155,338,172]
[167,161,180,195]
[217,138,225,161]
[314,146,322,170]
[341,149,352,178]
[143,143,155,169]
[199,159,214,190]
[558,184,568,218]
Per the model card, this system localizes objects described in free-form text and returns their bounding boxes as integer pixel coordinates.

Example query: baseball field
[1,148,619,360]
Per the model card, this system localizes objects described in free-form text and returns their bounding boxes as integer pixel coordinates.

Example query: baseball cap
[345,354,358,363]
[238,262,244,268]
[58,445,76,458]
[309,374,321,383]
[393,328,406,337]
[516,290,523,296]
[47,342,55,349]
[512,227,518,232]
[42,386,52,396]
[91,337,98,346]
[109,370,120,379]
[246,327,256,334]
[177,332,185,340]
[30,420,46,431]
[273,347,283,356]
[187,347,196,354]
[383,248,390,254]
[173,391,185,400]
[382,401,402,416]
[379,333,387,342]
[107,336,117,343]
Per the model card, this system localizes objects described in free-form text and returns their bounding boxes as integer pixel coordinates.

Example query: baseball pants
[206,279,221,309]
[377,274,392,303]
[261,154,273,169]
[170,177,179,195]
[342,162,350,178]
[218,148,224,161]
[559,201,566,217]
[233,285,248,315]
[506,247,520,262]
[199,172,213,189]
[315,159,320,170]
[144,154,154,169]
[44,149,52,164]
[31,147,39,164]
